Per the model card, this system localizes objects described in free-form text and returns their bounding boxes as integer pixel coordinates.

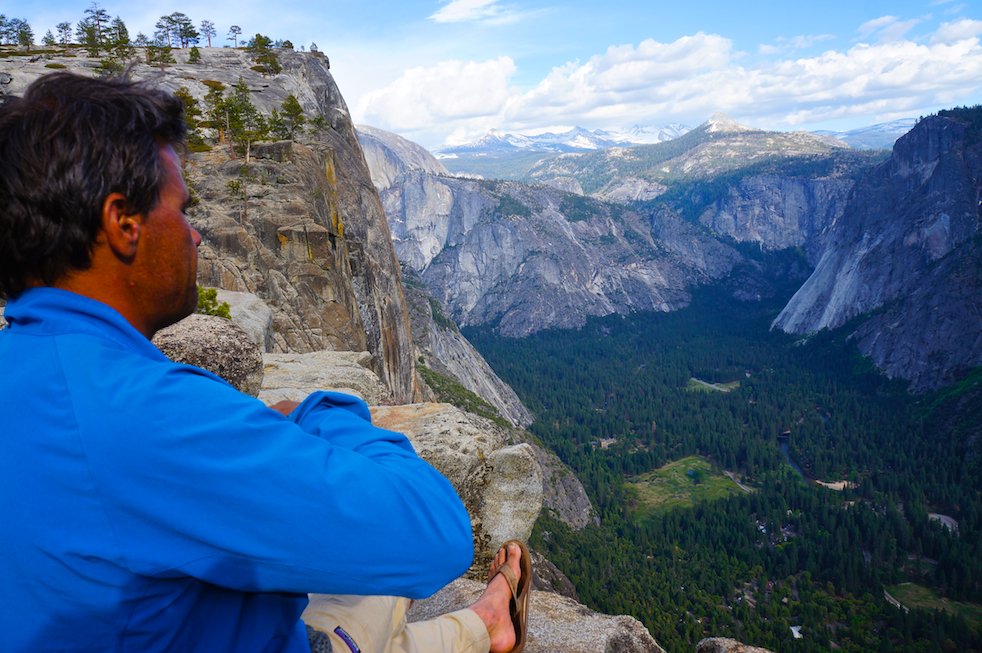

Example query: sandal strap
[492,563,520,601]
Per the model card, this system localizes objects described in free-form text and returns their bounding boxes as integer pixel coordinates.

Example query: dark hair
[0,72,186,298]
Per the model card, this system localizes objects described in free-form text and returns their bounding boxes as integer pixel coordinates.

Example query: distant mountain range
[816,118,918,150]
[431,117,916,179]
[435,124,691,157]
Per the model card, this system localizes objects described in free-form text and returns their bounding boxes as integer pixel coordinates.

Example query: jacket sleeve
[74,363,474,599]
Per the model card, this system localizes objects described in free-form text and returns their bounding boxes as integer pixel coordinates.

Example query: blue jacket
[0,288,473,652]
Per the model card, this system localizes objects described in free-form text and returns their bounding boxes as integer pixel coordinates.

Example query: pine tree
[280,95,306,139]
[199,20,215,47]
[83,2,109,44]
[56,22,72,45]
[227,25,241,48]
[247,33,281,75]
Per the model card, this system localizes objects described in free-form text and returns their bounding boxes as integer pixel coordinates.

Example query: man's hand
[268,400,300,416]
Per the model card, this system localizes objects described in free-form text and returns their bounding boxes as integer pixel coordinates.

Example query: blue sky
[14,0,982,148]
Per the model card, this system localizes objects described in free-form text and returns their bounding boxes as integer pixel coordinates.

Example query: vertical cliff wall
[773,113,982,391]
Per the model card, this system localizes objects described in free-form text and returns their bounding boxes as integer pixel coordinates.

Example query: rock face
[381,171,740,336]
[215,289,275,351]
[773,112,982,391]
[359,124,878,337]
[153,314,264,396]
[403,267,533,427]
[408,579,666,653]
[0,48,420,405]
[698,174,854,263]
[357,124,449,191]
[259,350,387,405]
[370,403,542,570]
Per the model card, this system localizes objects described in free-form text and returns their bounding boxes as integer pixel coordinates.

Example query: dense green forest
[466,252,982,652]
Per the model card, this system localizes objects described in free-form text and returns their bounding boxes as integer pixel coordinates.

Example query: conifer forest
[468,252,982,652]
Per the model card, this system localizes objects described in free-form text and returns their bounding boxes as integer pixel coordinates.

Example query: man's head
[0,72,187,299]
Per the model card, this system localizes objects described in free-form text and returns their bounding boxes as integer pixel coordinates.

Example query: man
[0,72,530,652]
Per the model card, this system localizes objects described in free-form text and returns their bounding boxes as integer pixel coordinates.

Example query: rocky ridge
[524,115,873,204]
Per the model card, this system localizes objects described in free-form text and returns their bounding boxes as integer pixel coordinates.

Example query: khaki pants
[303,594,490,653]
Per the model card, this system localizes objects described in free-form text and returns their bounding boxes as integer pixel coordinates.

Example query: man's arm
[73,363,474,599]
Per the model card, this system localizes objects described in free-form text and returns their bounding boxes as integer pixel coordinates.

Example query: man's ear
[101,192,143,259]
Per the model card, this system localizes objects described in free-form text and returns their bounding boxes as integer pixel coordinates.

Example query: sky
[13,0,982,149]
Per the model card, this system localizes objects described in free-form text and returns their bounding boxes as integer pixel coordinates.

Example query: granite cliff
[0,47,420,403]
[773,110,982,391]
[360,139,741,335]
[359,121,883,337]
[358,127,533,425]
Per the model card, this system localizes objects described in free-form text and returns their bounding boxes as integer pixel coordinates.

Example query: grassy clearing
[686,377,741,393]
[627,455,743,519]
[886,583,982,631]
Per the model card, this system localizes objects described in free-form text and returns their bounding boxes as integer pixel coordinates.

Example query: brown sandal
[487,540,532,653]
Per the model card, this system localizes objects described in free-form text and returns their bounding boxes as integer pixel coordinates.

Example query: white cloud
[857,15,924,42]
[932,18,982,42]
[758,33,836,55]
[353,18,982,148]
[429,0,515,24]
[356,57,517,134]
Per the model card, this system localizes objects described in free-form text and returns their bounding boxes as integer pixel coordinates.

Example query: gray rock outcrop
[259,350,387,405]
[152,313,264,395]
[408,579,666,653]
[370,403,542,569]
[773,113,982,391]
[696,638,775,653]
[215,289,275,351]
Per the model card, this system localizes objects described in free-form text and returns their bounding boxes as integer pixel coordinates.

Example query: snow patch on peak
[706,113,755,133]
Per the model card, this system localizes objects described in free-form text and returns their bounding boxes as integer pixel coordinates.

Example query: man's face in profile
[135,143,202,333]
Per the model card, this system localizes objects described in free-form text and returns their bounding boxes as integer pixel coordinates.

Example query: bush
[196,286,231,319]
[44,62,67,69]
[417,364,508,427]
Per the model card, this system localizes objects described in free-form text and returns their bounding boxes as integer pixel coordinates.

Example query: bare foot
[469,542,523,653]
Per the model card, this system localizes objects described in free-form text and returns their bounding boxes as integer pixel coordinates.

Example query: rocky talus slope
[773,112,982,391]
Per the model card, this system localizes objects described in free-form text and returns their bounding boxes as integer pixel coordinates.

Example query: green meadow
[627,455,745,519]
